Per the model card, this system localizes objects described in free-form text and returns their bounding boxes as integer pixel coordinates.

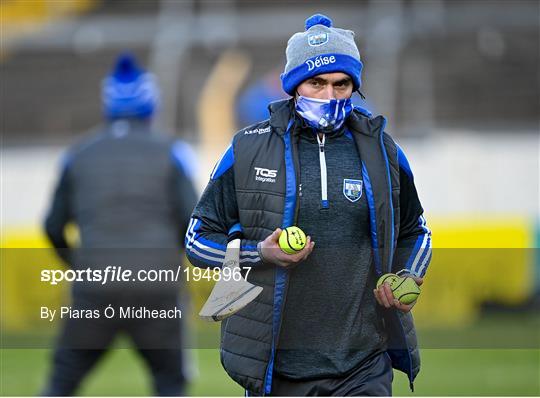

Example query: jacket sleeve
[170,141,200,247]
[184,143,263,269]
[391,144,432,277]
[44,154,73,264]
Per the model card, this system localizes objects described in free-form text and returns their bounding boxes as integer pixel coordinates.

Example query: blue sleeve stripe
[240,257,261,264]
[187,242,223,265]
[240,247,260,263]
[404,235,424,270]
[189,240,258,266]
[185,220,223,266]
[241,244,258,250]
[396,143,413,180]
[409,236,430,274]
[198,236,227,252]
[185,218,262,265]
[407,235,429,276]
[240,250,258,258]
[210,144,234,180]
[184,217,197,247]
[416,250,432,277]
[185,218,226,253]
[188,247,224,266]
[185,217,203,248]
[185,218,226,264]
[192,240,225,257]
[414,236,431,275]
[419,215,431,235]
[404,216,431,270]
[407,216,432,276]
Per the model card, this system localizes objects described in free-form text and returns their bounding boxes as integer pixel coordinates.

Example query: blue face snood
[295,95,353,133]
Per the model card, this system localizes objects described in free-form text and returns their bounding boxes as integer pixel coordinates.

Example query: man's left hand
[373,276,423,313]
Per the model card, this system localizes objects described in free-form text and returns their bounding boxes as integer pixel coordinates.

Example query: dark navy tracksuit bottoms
[249,352,393,396]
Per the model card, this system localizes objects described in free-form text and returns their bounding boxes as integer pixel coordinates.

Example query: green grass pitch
[1,348,538,396]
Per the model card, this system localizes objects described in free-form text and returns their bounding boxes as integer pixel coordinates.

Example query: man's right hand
[258,228,315,268]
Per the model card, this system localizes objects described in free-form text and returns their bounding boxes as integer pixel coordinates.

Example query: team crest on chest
[343,179,363,202]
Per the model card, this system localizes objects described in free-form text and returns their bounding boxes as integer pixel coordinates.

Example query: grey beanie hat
[281,14,363,95]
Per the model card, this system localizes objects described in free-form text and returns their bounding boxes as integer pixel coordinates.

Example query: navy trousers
[250,352,393,396]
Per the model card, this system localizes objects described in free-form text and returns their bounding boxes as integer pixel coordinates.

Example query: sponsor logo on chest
[254,167,277,183]
[244,126,271,135]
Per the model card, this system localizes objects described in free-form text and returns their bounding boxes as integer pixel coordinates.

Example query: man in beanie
[186,14,431,396]
[42,54,198,396]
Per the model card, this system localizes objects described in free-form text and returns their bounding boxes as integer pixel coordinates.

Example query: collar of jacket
[267,98,386,138]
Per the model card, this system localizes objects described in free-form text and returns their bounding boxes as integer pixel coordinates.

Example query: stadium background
[1,0,539,395]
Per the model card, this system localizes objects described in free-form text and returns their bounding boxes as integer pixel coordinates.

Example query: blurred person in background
[41,53,198,396]
[235,67,286,127]
[186,14,430,396]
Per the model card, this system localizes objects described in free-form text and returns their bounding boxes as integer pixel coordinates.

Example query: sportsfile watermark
[41,265,182,285]
[40,265,252,285]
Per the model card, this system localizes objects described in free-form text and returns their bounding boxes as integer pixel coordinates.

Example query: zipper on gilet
[317,133,329,209]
